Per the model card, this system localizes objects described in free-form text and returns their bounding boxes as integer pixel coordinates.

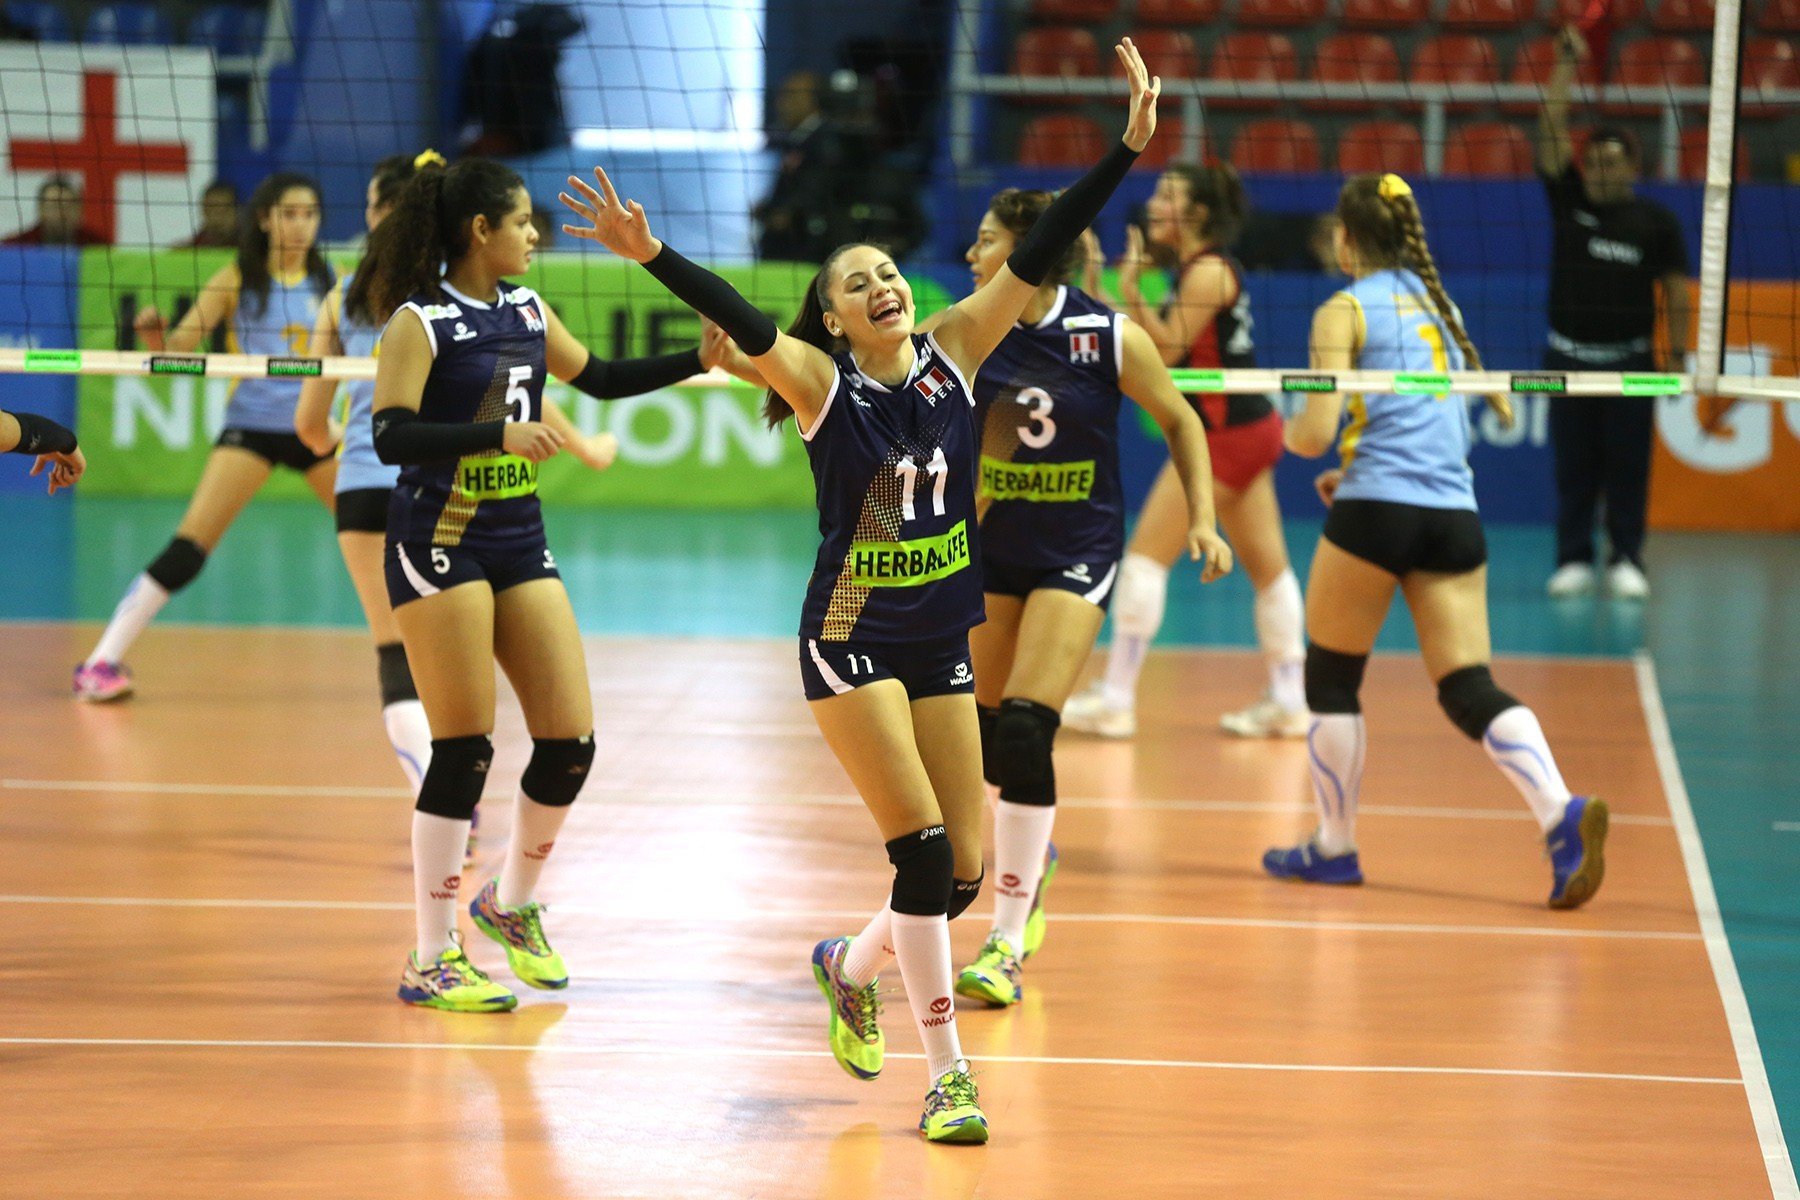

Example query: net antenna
[1692,0,1746,396]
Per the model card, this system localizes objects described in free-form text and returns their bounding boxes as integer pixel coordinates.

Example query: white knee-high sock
[991,801,1056,948]
[890,912,965,1082]
[87,574,170,666]
[382,700,432,795]
[1255,568,1306,712]
[843,905,895,986]
[412,811,469,960]
[1307,714,1365,856]
[1482,706,1573,831]
[1102,552,1169,708]
[496,794,574,909]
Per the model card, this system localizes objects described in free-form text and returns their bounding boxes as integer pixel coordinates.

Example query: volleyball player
[2,408,83,493]
[355,157,672,1014]
[75,173,336,702]
[1065,164,1306,740]
[947,188,1231,1007]
[1264,174,1607,910]
[561,38,1160,1143]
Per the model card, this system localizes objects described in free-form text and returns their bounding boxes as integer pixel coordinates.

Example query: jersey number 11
[896,448,948,522]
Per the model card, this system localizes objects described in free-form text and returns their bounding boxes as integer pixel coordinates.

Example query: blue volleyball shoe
[1546,796,1609,909]
[1262,839,1364,885]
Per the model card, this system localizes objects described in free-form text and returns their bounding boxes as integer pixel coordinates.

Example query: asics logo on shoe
[921,825,945,840]
[930,996,952,1014]
[525,841,555,860]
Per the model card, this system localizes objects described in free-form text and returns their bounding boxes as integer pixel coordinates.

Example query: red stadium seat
[1506,35,1602,114]
[1113,29,1201,81]
[1340,0,1431,30]
[1443,121,1535,175]
[1029,0,1121,19]
[1679,128,1751,179]
[1762,0,1800,31]
[1134,119,1212,170]
[1742,37,1799,115]
[1442,0,1530,28]
[1210,31,1300,109]
[1410,35,1501,113]
[1336,120,1425,174]
[1236,0,1329,27]
[1650,0,1716,32]
[1310,32,1402,112]
[1230,118,1323,172]
[1012,27,1102,105]
[1606,36,1706,113]
[1547,0,1645,23]
[1017,114,1111,166]
[1135,0,1225,22]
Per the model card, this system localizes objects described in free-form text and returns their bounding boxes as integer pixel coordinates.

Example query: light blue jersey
[1333,268,1476,511]
[332,278,399,494]
[224,269,328,432]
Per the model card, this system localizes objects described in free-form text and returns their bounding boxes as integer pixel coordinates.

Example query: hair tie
[1377,173,1413,202]
[413,149,447,170]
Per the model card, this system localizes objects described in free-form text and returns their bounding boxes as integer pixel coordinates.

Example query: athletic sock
[890,911,964,1082]
[412,811,469,961]
[1255,568,1307,712]
[1482,706,1573,832]
[1101,552,1169,708]
[992,800,1057,948]
[496,793,573,909]
[842,905,895,986]
[382,700,432,795]
[87,574,170,666]
[1307,713,1365,856]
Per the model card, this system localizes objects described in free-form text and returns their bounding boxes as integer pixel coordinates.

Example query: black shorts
[799,633,975,702]
[335,487,391,535]
[1323,498,1487,577]
[982,557,1119,611]
[385,534,561,608]
[217,427,332,472]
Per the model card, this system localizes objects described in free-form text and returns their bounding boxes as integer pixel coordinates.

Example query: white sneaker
[1062,685,1137,739]
[1546,562,1598,598]
[1220,695,1310,738]
[1606,560,1650,600]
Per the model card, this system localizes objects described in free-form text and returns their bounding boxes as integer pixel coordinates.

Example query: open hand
[1116,38,1161,153]
[560,167,661,263]
[134,305,167,351]
[1119,225,1149,296]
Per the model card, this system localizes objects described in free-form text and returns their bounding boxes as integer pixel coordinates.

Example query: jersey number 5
[896,447,949,522]
[504,365,533,423]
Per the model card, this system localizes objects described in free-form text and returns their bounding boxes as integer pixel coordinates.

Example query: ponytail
[762,244,862,428]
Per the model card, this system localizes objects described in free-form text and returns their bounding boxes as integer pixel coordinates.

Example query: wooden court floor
[1,623,1778,1198]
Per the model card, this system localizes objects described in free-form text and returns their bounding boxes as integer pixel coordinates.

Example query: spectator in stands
[1538,27,1690,602]
[179,180,240,248]
[4,176,108,246]
[753,70,853,261]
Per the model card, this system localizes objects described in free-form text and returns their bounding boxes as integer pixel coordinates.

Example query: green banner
[848,520,972,588]
[75,249,953,507]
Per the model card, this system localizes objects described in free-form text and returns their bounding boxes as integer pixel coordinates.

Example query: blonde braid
[1391,194,1515,429]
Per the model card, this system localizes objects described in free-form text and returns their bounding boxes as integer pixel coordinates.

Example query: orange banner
[1651,280,1800,532]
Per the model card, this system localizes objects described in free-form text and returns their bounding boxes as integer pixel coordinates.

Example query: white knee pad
[1111,552,1170,639]
[1253,568,1305,661]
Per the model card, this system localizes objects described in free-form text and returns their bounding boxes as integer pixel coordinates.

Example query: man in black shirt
[1538,27,1691,602]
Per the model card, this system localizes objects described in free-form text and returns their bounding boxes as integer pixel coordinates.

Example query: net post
[1693,0,1746,394]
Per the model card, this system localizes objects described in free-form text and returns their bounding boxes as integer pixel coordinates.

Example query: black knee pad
[948,871,984,922]
[1305,643,1369,715]
[415,734,492,820]
[885,824,954,917]
[146,536,207,592]
[520,734,595,807]
[376,642,418,707]
[977,704,1000,787]
[995,697,1059,806]
[1437,664,1519,741]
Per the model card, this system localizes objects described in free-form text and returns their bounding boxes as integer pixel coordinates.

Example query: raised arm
[137,263,239,353]
[1288,293,1360,458]
[542,301,708,399]
[558,166,837,429]
[294,286,344,455]
[1117,320,1231,580]
[1537,27,1585,178]
[930,38,1159,378]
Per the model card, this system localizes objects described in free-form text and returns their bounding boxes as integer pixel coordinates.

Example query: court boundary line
[1635,651,1798,1199]
[0,1035,1743,1087]
[0,892,1701,942]
[0,778,1676,827]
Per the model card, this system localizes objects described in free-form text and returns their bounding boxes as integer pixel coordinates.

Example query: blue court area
[6,493,1797,1168]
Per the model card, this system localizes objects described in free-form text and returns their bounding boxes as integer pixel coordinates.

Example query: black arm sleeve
[372,408,506,465]
[568,348,704,400]
[1008,141,1140,287]
[6,410,77,455]
[640,245,779,356]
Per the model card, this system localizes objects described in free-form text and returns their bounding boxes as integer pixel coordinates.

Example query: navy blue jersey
[973,286,1127,569]
[799,331,984,643]
[384,280,549,550]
